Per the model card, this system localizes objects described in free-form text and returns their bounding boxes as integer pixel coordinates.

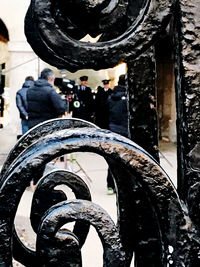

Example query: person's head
[102,79,110,88]
[80,76,88,86]
[118,75,126,86]
[25,76,34,81]
[40,68,55,85]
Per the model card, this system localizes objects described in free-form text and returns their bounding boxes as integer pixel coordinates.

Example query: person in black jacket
[16,76,34,135]
[72,76,94,122]
[107,74,129,137]
[27,68,66,188]
[27,68,66,129]
[106,74,129,195]
[95,79,112,129]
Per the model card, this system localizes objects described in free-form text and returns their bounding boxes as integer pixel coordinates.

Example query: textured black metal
[174,0,200,204]
[173,2,200,264]
[0,118,97,178]
[13,169,92,267]
[2,0,200,264]
[24,0,174,71]
[128,48,159,162]
[1,118,97,267]
[36,200,126,267]
[0,119,198,266]
[31,169,91,246]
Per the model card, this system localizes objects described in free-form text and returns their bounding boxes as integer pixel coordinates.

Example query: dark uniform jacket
[95,86,112,129]
[107,85,129,137]
[16,80,34,119]
[72,85,94,122]
[27,78,66,129]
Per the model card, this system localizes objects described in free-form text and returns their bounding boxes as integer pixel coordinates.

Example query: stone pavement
[0,126,177,266]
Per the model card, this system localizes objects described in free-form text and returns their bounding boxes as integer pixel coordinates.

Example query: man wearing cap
[72,76,94,122]
[95,79,112,129]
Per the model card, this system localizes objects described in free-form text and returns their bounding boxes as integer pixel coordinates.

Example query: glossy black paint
[0,0,199,264]
[0,119,199,266]
[24,0,174,71]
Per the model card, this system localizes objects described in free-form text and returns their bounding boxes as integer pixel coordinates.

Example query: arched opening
[0,19,9,43]
[0,18,9,128]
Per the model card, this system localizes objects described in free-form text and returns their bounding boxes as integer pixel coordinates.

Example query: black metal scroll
[6,0,200,265]
[24,0,174,71]
[0,118,199,266]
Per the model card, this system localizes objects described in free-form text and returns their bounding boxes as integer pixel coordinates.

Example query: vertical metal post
[174,0,200,201]
[127,47,159,162]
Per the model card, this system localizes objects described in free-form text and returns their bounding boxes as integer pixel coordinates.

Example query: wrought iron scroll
[10,0,200,265]
[25,0,175,71]
[0,118,199,266]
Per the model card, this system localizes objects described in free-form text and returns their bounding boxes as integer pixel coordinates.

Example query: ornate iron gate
[0,0,200,266]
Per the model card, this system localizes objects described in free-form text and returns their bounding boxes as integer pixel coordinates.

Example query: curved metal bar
[13,169,92,266]
[31,169,91,245]
[56,0,125,37]
[0,119,97,266]
[0,118,97,178]
[24,5,75,70]
[36,200,126,267]
[12,231,36,267]
[0,126,195,266]
[25,0,174,70]
[43,229,82,267]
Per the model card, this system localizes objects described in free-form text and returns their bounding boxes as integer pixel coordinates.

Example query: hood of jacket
[22,80,34,88]
[111,85,126,100]
[34,78,52,88]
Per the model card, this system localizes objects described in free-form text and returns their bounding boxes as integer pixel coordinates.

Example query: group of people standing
[16,68,129,194]
[71,74,129,138]
[95,75,129,137]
